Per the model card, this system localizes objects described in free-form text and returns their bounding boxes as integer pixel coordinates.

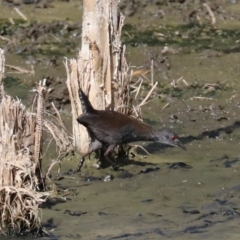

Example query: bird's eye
[171,135,176,141]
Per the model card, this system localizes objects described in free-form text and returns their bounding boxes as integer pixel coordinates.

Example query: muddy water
[40,113,240,240]
[40,63,240,239]
[41,137,240,239]
[42,60,240,238]
[1,1,240,239]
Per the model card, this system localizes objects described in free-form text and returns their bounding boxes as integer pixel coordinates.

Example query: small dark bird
[76,88,185,171]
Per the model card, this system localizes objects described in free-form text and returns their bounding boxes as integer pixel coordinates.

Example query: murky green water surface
[1,1,240,239]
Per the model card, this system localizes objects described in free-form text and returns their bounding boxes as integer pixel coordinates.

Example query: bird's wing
[77,112,136,144]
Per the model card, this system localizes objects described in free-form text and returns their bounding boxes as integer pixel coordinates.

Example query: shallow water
[2,1,240,239]
[40,134,240,239]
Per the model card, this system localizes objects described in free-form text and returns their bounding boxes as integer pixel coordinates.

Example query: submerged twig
[190,96,214,100]
[6,64,35,75]
[13,7,28,22]
[162,103,170,110]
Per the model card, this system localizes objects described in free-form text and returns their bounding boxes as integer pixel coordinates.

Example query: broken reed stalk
[65,1,159,159]
[64,57,91,153]
[203,3,216,26]
[0,50,49,235]
[34,81,46,166]
[151,59,154,86]
[64,0,137,155]
[0,49,4,102]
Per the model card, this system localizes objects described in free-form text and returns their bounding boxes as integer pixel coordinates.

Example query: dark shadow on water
[88,120,240,168]
[139,120,240,154]
[107,227,164,240]
[100,156,157,169]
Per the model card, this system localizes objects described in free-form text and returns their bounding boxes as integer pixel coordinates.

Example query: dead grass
[44,102,73,177]
[0,49,49,236]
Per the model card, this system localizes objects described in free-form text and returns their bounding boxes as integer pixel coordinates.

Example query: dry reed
[0,49,48,236]
[0,96,49,235]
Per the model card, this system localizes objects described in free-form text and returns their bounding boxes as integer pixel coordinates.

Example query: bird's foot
[112,164,120,171]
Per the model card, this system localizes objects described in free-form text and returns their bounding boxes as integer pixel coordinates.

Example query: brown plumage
[76,88,185,171]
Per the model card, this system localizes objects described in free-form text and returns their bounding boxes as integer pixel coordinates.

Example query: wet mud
[1,0,240,239]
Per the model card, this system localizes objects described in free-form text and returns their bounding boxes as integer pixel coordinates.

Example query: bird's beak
[176,140,186,150]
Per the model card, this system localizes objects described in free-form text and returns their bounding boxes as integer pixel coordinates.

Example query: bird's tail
[79,88,95,113]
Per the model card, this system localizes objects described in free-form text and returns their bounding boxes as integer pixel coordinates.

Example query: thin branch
[203,3,216,26]
[138,82,158,107]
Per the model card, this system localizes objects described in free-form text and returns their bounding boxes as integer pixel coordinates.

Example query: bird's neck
[133,125,159,142]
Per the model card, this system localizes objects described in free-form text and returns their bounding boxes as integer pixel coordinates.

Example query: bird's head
[155,128,186,150]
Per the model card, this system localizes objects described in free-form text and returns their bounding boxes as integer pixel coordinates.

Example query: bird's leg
[76,139,102,172]
[104,145,119,170]
[76,152,89,172]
